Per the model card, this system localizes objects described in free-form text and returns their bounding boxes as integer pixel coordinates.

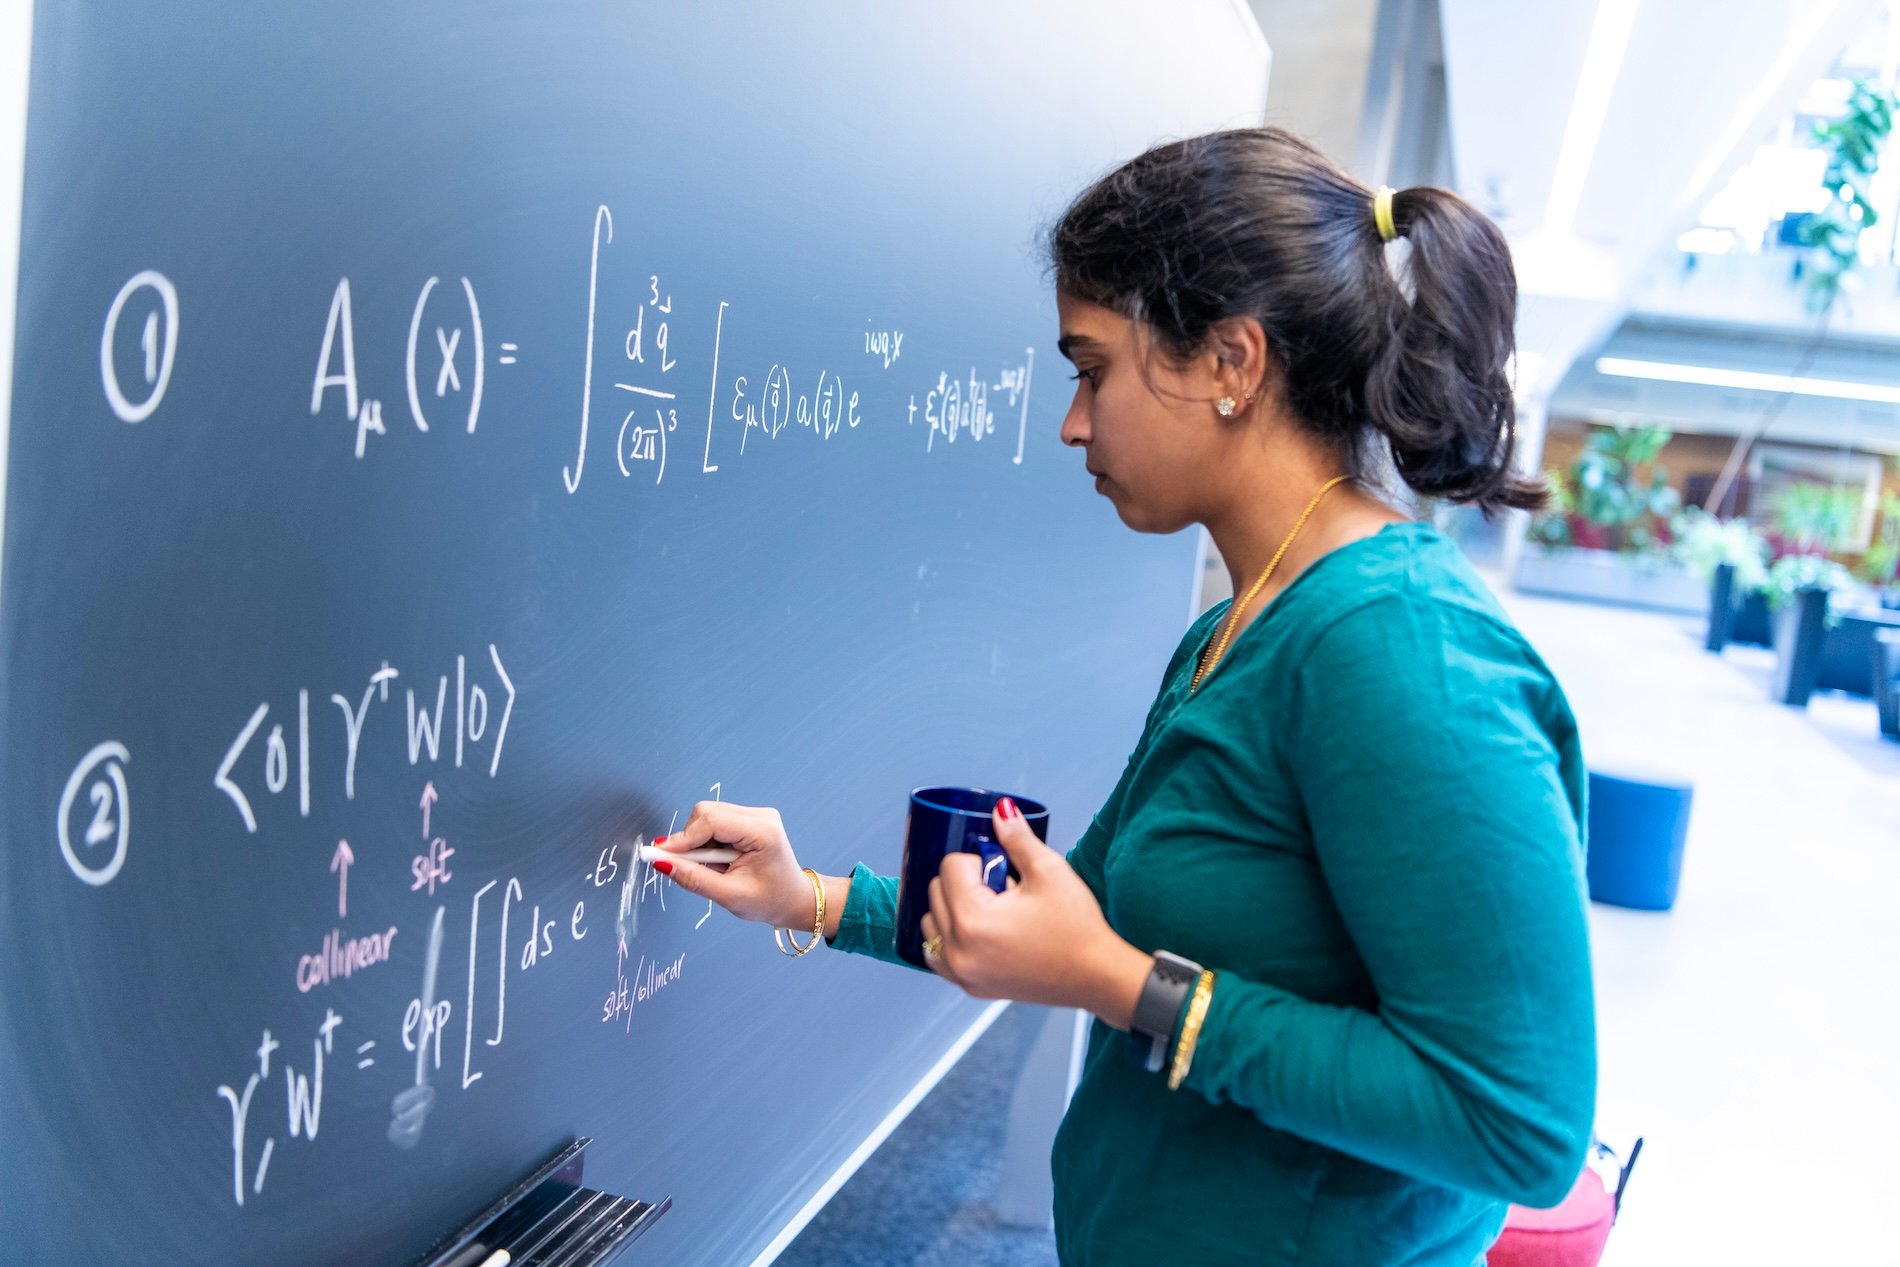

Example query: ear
[1201,316,1271,412]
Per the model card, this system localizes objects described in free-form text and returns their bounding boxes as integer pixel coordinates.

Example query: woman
[655,128,1595,1266]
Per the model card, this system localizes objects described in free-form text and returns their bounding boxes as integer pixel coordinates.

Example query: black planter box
[1732,590,1774,646]
[1815,608,1900,696]
[1704,563,1737,652]
[1875,630,1900,740]
[1770,587,1830,708]
[1705,570,1775,650]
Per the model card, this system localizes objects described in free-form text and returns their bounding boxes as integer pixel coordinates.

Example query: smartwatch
[1128,950,1202,1074]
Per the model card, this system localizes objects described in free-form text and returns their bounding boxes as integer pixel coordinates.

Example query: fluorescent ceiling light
[1597,356,1900,404]
[1545,0,1643,236]
[1684,0,1843,205]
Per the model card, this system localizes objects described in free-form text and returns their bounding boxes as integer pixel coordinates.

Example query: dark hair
[1047,127,1546,515]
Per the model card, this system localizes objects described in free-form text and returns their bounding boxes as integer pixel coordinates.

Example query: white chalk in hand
[636,843,740,865]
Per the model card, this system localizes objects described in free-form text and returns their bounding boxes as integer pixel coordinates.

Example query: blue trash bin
[1585,768,1694,911]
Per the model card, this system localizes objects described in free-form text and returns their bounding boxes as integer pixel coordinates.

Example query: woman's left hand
[919,799,1151,1028]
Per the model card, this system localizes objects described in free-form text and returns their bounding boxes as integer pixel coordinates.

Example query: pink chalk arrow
[330,839,355,918]
[420,781,438,839]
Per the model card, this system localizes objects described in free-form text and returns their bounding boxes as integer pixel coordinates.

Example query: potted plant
[1527,469,1575,550]
[1765,554,1854,706]
[1764,484,1859,707]
[1697,80,1897,517]
[1767,482,1860,555]
[1856,490,1900,610]
[1532,422,1680,553]
[1792,79,1896,310]
[1673,508,1770,651]
[1518,423,1701,611]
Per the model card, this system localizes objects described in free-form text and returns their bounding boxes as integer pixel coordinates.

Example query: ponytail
[1364,186,1546,513]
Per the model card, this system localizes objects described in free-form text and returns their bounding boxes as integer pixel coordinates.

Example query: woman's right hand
[652,801,814,929]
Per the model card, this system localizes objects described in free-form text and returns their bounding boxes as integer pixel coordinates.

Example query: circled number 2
[100,270,179,423]
[58,742,131,886]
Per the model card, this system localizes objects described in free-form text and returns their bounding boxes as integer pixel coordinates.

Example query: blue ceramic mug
[894,786,1050,969]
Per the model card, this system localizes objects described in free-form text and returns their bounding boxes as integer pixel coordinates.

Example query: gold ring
[922,935,944,962]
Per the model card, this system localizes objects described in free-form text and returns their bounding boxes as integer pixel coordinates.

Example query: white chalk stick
[635,843,740,865]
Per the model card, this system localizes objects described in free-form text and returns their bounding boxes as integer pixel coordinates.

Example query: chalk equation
[214,644,515,834]
[222,866,591,1196]
[568,203,1038,491]
[99,267,525,451]
[86,213,1035,1217]
[100,213,1038,480]
[597,833,689,1033]
[215,1009,344,1206]
[211,772,741,1207]
[310,274,517,458]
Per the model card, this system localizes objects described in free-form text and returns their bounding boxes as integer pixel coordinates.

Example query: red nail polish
[998,797,1019,820]
[653,859,674,875]
[653,835,668,846]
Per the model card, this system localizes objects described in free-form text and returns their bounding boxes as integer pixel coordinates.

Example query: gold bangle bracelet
[774,868,825,958]
[1167,970,1216,1090]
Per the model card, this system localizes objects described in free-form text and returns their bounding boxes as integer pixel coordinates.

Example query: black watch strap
[1128,950,1202,1074]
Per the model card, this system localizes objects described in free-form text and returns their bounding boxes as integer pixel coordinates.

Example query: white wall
[1247,0,1380,163]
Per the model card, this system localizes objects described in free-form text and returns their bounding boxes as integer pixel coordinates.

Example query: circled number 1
[100,270,179,424]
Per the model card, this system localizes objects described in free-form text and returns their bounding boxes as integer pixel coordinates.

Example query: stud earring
[1216,396,1237,417]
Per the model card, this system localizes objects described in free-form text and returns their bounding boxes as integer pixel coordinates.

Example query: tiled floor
[784,587,1900,1265]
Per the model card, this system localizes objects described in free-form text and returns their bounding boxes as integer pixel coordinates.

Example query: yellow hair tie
[1372,186,1398,243]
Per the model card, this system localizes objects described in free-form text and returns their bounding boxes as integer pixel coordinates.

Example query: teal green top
[831,522,1596,1266]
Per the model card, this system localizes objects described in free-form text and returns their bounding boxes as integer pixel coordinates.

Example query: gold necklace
[1191,474,1352,692]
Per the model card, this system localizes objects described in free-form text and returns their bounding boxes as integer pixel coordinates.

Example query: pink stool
[1486,1137,1640,1267]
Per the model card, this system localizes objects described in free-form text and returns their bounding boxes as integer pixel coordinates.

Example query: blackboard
[0,4,1267,1263]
